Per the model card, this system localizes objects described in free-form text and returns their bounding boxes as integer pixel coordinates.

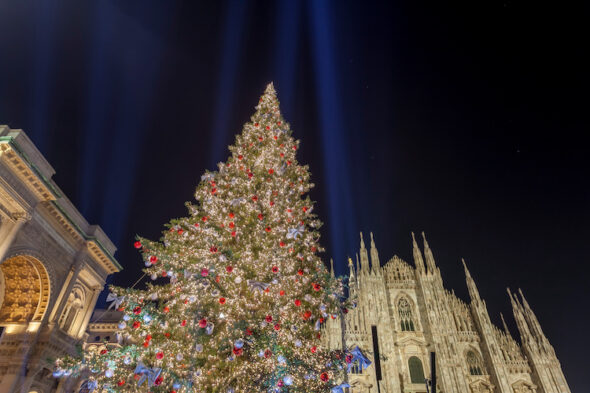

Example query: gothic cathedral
[323,233,570,393]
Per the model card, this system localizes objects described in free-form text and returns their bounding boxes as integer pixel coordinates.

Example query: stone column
[0,212,30,263]
[48,254,84,325]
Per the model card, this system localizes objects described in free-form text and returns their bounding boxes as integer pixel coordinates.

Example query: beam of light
[307,0,357,275]
[79,2,174,247]
[78,1,116,218]
[28,0,57,153]
[209,0,249,168]
[273,0,302,115]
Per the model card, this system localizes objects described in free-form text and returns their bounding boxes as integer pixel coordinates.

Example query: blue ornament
[173,383,181,389]
[277,355,286,364]
[234,339,244,349]
[283,375,293,385]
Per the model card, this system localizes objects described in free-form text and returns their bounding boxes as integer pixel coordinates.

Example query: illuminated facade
[0,126,120,393]
[323,233,570,393]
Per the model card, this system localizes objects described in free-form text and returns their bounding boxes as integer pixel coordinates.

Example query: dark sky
[0,0,587,390]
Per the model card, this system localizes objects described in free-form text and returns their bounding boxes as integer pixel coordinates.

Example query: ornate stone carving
[0,255,49,323]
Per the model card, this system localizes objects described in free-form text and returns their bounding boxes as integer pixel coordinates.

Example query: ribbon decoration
[286,225,305,240]
[106,293,125,310]
[81,380,98,392]
[184,270,200,279]
[247,280,270,292]
[134,362,162,386]
[230,197,245,206]
[331,383,351,393]
[347,346,372,373]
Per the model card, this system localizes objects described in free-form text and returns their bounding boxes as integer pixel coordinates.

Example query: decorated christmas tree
[55,83,360,392]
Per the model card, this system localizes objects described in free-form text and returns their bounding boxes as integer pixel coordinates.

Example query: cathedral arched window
[466,350,485,375]
[398,297,415,331]
[408,356,425,384]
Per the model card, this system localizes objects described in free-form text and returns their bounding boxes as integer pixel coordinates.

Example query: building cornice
[0,130,121,273]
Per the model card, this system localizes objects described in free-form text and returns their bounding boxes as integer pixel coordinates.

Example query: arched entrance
[0,255,50,325]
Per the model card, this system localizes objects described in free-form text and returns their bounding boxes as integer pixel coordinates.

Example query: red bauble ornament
[268,169,274,174]
[156,352,164,359]
[258,214,264,220]
[219,297,226,304]
[134,241,142,249]
[199,319,207,328]
[233,347,243,356]
[226,266,233,273]
[279,290,285,296]
[265,227,271,233]
[277,121,282,125]
[146,334,152,341]
[266,125,270,130]
[163,306,170,313]
[279,241,285,247]
[231,231,236,237]
[265,315,273,323]
[177,228,184,234]
[311,346,317,353]
[118,380,125,386]
[100,349,107,355]
[133,306,142,315]
[254,122,259,127]
[202,216,208,222]
[229,222,235,228]
[313,283,321,291]
[238,155,243,160]
[132,321,141,329]
[297,269,304,276]
[210,246,218,253]
[201,268,209,277]
[181,319,187,327]
[264,349,272,358]
[248,172,253,178]
[303,311,312,320]
[162,271,167,277]
[294,299,301,307]
[149,255,158,263]
[320,372,329,382]
[272,266,278,273]
[274,323,281,330]
[229,212,235,218]
[245,328,253,336]
[252,195,258,201]
[211,188,216,194]
[154,376,163,386]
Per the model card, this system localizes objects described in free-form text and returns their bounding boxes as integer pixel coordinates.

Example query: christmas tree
[55,83,355,392]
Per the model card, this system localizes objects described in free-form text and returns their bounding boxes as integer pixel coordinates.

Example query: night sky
[0,1,587,390]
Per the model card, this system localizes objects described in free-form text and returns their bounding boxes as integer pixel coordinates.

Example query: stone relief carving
[0,256,49,323]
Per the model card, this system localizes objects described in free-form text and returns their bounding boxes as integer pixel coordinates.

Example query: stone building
[0,126,121,393]
[323,232,570,393]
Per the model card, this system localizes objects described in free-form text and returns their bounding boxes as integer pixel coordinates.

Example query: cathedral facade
[0,126,120,393]
[323,233,570,393]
